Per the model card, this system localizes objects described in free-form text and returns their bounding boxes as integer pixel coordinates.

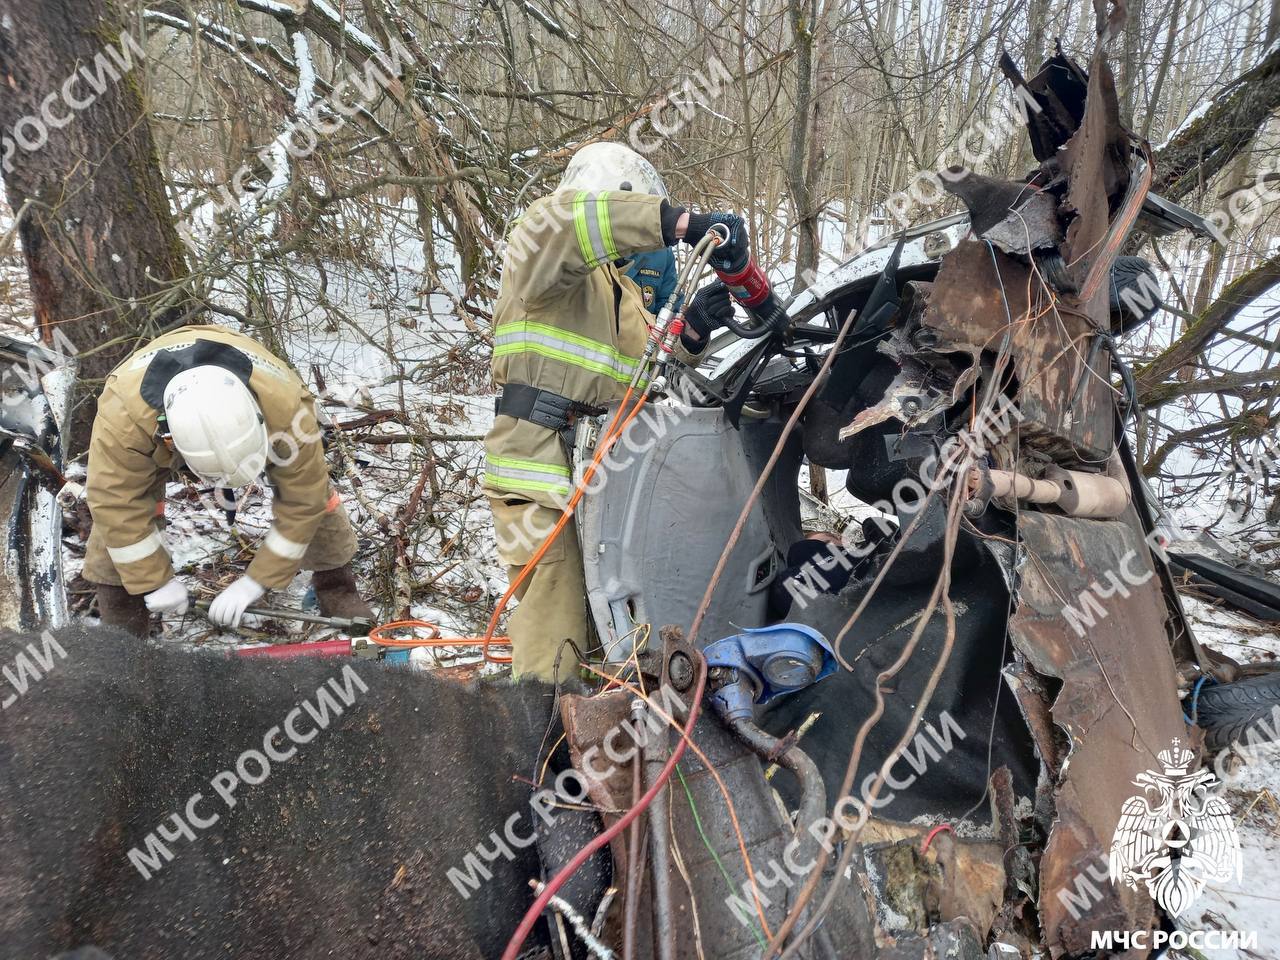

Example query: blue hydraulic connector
[703,623,838,721]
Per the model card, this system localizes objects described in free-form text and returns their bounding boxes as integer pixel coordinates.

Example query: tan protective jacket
[87,325,331,594]
[483,190,698,510]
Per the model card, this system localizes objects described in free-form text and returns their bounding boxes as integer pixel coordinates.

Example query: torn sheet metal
[859,819,1006,940]
[919,241,1114,462]
[1009,513,1186,955]
[942,174,1063,255]
[837,327,980,441]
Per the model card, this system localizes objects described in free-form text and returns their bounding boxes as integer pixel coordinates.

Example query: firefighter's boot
[312,564,375,622]
[96,585,151,638]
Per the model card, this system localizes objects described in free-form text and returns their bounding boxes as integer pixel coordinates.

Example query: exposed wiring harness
[500,652,708,960]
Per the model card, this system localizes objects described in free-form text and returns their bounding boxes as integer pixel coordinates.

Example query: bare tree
[0,0,192,449]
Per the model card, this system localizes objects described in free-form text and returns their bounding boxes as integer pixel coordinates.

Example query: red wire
[500,652,707,960]
[920,823,954,854]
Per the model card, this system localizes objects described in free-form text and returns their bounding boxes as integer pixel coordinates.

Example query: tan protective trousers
[488,496,588,683]
[84,482,359,591]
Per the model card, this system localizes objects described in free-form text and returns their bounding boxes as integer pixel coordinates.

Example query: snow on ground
[1188,738,1280,960]
[1175,594,1280,959]
[13,191,512,671]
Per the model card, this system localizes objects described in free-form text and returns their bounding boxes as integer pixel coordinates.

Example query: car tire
[1109,256,1162,333]
[1195,671,1280,750]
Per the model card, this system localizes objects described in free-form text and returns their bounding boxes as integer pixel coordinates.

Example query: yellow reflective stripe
[572,191,596,266]
[106,530,165,565]
[596,191,619,261]
[263,527,308,560]
[492,341,619,381]
[492,343,649,389]
[484,474,573,495]
[486,454,570,478]
[485,453,573,495]
[494,341,647,385]
[494,320,644,374]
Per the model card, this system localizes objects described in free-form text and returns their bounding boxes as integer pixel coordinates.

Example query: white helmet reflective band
[558,142,667,197]
[163,366,269,488]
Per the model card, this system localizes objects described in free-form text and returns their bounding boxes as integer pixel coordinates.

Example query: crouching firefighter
[84,325,375,636]
[484,141,752,681]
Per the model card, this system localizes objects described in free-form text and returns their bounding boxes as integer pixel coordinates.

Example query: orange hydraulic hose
[367,620,511,648]
[362,388,649,661]
[386,230,718,665]
[478,385,652,664]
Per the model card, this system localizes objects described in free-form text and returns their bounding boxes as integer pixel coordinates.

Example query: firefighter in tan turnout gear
[484,142,751,681]
[84,326,374,636]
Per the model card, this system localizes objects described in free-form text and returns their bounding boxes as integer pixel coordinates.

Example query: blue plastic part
[703,623,838,720]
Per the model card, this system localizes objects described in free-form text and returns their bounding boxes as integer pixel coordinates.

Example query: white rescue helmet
[558,142,667,197]
[163,366,269,488]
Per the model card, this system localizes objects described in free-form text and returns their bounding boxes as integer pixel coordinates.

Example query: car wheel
[1195,671,1280,750]
[1109,256,1162,333]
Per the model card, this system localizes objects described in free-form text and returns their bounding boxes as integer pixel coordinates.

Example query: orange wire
[579,661,775,939]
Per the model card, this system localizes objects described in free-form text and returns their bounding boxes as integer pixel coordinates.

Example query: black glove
[683,280,734,342]
[683,212,750,273]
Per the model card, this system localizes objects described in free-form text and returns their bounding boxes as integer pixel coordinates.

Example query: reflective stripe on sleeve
[263,527,308,560]
[595,192,618,262]
[572,191,619,268]
[106,530,165,565]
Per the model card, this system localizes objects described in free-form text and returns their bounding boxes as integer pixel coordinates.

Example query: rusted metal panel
[1009,513,1186,955]
[920,241,1113,462]
[859,820,1006,940]
[1059,48,1132,291]
[1003,661,1064,777]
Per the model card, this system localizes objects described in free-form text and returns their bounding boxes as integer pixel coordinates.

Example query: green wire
[674,764,767,949]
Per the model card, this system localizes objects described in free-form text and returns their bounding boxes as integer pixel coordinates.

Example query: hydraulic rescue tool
[709,225,789,339]
[193,599,374,636]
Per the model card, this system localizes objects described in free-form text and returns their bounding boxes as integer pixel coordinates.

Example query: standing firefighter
[84,326,375,635]
[484,142,751,680]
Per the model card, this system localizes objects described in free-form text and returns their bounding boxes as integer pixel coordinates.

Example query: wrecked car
[0,329,72,630]
[563,44,1268,960]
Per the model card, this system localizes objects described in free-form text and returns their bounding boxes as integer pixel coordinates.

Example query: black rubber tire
[1195,671,1280,750]
[1108,256,1162,333]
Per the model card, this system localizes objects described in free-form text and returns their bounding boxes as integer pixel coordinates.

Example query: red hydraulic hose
[233,639,352,659]
[500,653,708,960]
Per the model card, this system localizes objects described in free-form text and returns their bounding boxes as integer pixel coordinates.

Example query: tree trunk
[785,0,818,285]
[1151,41,1280,201]
[0,0,191,452]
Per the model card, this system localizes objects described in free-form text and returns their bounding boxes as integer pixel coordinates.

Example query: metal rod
[192,600,360,629]
[643,702,677,960]
[622,698,648,960]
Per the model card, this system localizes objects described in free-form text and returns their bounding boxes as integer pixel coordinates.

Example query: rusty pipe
[642,705,676,960]
[1046,466,1131,518]
[622,698,647,960]
[718,711,839,959]
[982,467,1130,519]
[721,714,827,888]
[987,468,1059,504]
